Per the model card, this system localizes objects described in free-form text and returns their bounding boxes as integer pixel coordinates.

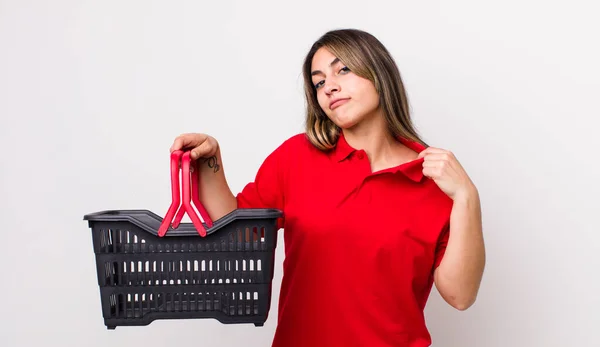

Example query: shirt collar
[332,132,356,162]
[332,132,427,183]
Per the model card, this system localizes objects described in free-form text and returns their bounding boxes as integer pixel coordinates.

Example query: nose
[324,80,340,95]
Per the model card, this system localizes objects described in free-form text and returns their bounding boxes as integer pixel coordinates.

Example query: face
[310,47,381,129]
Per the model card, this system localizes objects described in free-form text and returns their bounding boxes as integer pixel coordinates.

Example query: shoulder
[258,133,312,168]
[274,133,318,155]
[281,133,312,148]
[263,133,327,173]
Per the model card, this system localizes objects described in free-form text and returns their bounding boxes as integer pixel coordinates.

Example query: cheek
[359,85,380,108]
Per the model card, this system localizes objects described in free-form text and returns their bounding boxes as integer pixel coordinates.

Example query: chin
[332,120,358,130]
[329,114,360,129]
[337,123,359,130]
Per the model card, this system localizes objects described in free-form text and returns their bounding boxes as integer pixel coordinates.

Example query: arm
[171,133,237,221]
[418,147,486,310]
[171,132,288,225]
[434,187,485,310]
[196,145,237,221]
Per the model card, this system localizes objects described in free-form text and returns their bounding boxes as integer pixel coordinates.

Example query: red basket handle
[158,150,213,237]
[190,158,214,228]
[158,150,183,237]
[172,153,214,230]
[173,151,214,231]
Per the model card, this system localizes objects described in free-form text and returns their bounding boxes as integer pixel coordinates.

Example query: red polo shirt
[236,133,453,347]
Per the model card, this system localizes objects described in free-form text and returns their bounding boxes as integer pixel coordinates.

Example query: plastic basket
[83,150,282,329]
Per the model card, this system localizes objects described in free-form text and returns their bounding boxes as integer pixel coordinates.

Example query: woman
[170,28,485,347]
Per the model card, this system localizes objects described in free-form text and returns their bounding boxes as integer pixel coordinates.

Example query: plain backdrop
[1,1,599,346]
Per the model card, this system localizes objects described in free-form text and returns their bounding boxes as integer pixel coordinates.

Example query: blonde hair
[302,29,426,150]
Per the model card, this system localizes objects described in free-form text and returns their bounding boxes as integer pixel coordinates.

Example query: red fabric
[237,133,453,347]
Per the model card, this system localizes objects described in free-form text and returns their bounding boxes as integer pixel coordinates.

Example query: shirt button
[357,152,364,160]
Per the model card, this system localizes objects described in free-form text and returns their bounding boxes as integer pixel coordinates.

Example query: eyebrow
[311,57,340,77]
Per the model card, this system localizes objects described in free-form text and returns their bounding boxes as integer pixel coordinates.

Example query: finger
[170,133,205,152]
[421,153,453,163]
[170,137,183,152]
[417,149,429,159]
[418,147,450,159]
[423,157,457,175]
[422,160,451,174]
[422,167,440,179]
[170,134,188,152]
[190,139,217,160]
[418,147,443,159]
[425,147,449,153]
[422,160,440,168]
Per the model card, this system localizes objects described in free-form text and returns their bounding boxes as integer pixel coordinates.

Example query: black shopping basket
[83,150,282,329]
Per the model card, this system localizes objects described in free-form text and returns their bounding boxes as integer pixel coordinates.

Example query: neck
[341,110,418,171]
[342,112,397,163]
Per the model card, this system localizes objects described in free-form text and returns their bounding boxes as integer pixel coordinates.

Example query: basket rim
[83,209,282,237]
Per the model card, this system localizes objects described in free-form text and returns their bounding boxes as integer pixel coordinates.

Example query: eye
[339,66,350,74]
[314,80,325,89]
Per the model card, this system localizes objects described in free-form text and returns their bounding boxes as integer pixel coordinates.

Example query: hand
[170,133,219,160]
[417,147,477,201]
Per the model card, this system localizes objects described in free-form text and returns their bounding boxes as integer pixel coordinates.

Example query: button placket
[353,151,373,202]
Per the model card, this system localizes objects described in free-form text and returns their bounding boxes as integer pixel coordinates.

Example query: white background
[1,1,599,346]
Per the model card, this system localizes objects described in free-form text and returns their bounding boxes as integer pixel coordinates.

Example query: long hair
[302,29,426,150]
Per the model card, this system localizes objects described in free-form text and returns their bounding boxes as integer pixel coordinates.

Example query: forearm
[196,147,237,220]
[435,187,485,310]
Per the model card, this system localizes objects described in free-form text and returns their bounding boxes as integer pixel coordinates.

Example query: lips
[329,98,350,110]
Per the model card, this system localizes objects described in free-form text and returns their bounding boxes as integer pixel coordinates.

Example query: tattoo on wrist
[203,156,221,173]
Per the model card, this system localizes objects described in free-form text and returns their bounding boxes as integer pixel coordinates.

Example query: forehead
[311,47,340,71]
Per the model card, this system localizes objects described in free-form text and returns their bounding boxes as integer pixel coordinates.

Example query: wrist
[199,152,222,175]
[453,184,479,204]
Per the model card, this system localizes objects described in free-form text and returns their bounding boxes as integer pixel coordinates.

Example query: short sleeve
[236,142,287,229]
[433,221,450,269]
